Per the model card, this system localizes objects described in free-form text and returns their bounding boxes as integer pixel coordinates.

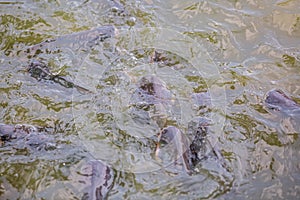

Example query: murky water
[1,0,300,199]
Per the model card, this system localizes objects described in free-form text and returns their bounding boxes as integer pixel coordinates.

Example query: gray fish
[132,75,173,105]
[130,75,174,129]
[156,126,193,175]
[25,25,116,57]
[188,117,211,166]
[265,89,300,112]
[27,61,93,94]
[265,89,300,132]
[81,160,114,200]
[24,26,117,94]
[0,123,114,199]
[0,124,56,151]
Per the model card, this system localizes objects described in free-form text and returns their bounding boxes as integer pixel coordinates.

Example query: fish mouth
[265,89,298,111]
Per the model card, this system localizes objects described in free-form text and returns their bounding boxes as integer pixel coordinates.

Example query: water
[1,0,300,199]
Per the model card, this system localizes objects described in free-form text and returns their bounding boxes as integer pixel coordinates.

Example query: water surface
[0,0,300,199]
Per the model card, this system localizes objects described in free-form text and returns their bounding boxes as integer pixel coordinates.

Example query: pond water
[0,0,300,199]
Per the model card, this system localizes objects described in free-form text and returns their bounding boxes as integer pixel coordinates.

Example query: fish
[81,160,114,200]
[27,60,93,94]
[156,126,193,175]
[265,89,300,132]
[130,75,174,129]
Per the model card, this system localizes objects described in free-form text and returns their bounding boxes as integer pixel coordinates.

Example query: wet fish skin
[0,124,40,141]
[265,89,300,132]
[26,25,116,56]
[0,124,56,151]
[0,124,114,199]
[133,75,172,105]
[81,160,114,200]
[157,126,193,174]
[27,61,93,94]
[130,75,174,129]
[188,117,211,166]
[265,89,300,112]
